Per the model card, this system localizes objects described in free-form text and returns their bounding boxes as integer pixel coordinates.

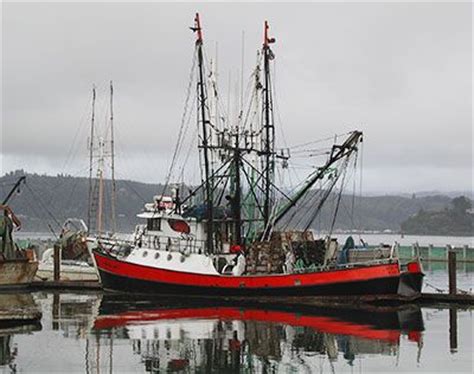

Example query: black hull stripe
[98,268,400,297]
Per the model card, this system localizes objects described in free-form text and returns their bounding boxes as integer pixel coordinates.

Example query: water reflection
[89,294,424,373]
[5,292,473,373]
[0,294,41,373]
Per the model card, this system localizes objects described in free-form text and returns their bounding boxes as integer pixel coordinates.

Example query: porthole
[154,252,160,260]
[180,255,185,263]
[142,251,148,258]
[167,254,172,261]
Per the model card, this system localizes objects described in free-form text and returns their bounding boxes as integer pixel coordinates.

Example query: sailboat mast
[87,86,96,232]
[232,133,242,245]
[262,21,275,233]
[194,13,214,254]
[97,138,105,235]
[109,81,117,234]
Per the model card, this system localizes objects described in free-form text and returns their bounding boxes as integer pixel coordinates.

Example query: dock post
[428,244,433,261]
[446,244,452,261]
[53,243,61,282]
[448,250,457,295]
[463,245,467,261]
[449,307,458,353]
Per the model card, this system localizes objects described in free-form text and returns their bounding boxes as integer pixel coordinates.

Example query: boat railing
[291,257,397,275]
[141,234,207,255]
[94,233,207,256]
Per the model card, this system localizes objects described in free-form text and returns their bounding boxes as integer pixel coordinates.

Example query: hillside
[401,196,473,236]
[0,170,465,235]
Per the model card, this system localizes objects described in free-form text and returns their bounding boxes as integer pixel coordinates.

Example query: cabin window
[168,219,190,234]
[147,218,161,231]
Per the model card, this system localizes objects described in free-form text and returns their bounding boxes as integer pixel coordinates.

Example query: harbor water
[1,267,472,373]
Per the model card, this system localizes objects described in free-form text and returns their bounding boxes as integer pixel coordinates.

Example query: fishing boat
[0,177,39,289]
[90,14,423,297]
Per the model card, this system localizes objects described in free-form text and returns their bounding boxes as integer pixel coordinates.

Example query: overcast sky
[2,2,472,194]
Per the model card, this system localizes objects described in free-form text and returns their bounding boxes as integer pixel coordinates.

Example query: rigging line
[23,184,58,237]
[24,183,62,229]
[203,48,229,123]
[289,180,330,230]
[271,60,289,151]
[161,48,198,196]
[178,128,198,184]
[288,132,352,150]
[59,94,91,173]
[240,65,261,132]
[240,162,265,217]
[179,157,233,206]
[172,92,197,182]
[328,158,351,237]
[241,157,292,203]
[301,165,345,232]
[279,179,319,230]
[112,170,148,203]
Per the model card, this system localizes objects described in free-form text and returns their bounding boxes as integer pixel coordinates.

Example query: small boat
[37,219,98,281]
[90,14,423,297]
[0,177,38,289]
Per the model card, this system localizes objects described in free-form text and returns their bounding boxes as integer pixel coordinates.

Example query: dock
[24,279,474,307]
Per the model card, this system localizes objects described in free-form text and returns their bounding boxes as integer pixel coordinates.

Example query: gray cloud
[2,2,472,193]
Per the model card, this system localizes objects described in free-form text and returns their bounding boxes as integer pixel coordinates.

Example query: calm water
[1,269,472,373]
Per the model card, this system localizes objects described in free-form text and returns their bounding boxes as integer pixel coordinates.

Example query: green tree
[451,196,471,215]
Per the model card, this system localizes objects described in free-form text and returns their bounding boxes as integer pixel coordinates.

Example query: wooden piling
[448,250,457,295]
[53,243,61,281]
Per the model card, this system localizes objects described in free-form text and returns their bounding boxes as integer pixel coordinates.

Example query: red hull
[93,250,402,296]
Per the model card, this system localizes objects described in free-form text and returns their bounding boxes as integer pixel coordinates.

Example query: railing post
[448,250,457,295]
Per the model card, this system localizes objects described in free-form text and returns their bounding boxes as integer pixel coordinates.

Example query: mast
[262,21,275,235]
[87,86,96,232]
[109,81,117,234]
[232,133,242,245]
[194,13,214,254]
[96,137,105,235]
[1,176,26,205]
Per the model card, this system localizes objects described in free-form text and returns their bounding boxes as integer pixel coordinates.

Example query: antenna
[239,30,245,125]
[110,81,117,234]
[87,86,96,232]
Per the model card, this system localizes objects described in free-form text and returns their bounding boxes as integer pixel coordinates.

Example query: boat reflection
[92,294,424,372]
